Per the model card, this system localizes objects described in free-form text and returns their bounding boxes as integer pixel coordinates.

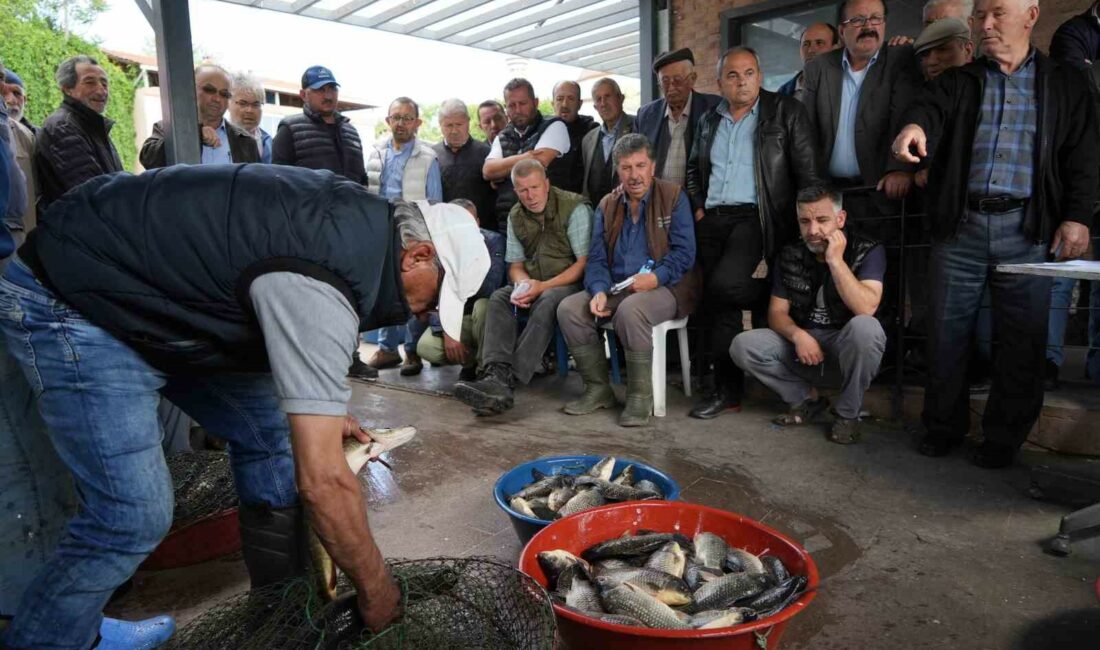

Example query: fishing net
[167,450,238,528]
[166,557,557,650]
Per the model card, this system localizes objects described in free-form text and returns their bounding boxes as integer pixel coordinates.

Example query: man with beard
[140,64,260,169]
[731,186,886,444]
[547,80,597,194]
[778,23,842,101]
[483,78,571,233]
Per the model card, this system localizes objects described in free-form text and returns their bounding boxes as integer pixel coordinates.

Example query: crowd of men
[0,0,1098,646]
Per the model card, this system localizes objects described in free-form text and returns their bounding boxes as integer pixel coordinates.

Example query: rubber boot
[94,615,176,649]
[619,350,653,427]
[454,362,516,414]
[238,503,307,590]
[563,343,618,415]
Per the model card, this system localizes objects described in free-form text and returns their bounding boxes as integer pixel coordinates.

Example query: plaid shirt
[660,96,691,189]
[967,50,1038,199]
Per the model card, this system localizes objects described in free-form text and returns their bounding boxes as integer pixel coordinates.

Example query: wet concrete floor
[112,357,1100,649]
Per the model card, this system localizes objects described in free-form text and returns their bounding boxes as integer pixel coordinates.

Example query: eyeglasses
[234,100,262,109]
[658,74,693,87]
[387,115,417,124]
[200,84,232,99]
[840,14,885,27]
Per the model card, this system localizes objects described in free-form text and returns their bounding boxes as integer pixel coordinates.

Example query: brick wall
[671,0,1094,96]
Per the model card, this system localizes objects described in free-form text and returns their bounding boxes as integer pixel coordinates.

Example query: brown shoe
[827,416,861,445]
[400,351,424,376]
[367,348,402,369]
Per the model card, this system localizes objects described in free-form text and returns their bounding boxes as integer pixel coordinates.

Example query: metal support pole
[639,0,659,104]
[893,199,908,422]
[151,0,200,165]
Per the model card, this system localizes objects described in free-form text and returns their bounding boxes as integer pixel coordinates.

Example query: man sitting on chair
[556,134,697,427]
[731,186,885,444]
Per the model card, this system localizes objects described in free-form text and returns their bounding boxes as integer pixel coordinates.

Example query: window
[721,0,924,92]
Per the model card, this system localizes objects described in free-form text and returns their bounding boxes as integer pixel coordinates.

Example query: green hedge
[0,10,139,170]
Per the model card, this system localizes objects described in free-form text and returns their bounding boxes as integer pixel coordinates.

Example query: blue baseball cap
[4,69,25,88]
[301,65,339,90]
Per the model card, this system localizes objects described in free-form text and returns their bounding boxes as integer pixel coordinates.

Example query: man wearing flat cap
[0,164,489,648]
[915,17,973,82]
[635,48,721,190]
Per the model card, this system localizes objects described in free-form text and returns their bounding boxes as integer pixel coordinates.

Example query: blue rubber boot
[94,615,176,649]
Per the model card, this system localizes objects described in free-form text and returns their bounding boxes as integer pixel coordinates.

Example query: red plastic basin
[518,501,819,650]
[142,508,241,570]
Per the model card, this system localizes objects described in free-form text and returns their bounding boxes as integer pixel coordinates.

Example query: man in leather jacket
[684,46,823,419]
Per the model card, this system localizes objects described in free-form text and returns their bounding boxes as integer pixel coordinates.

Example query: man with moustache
[732,186,886,444]
[547,80,597,194]
[3,70,36,243]
[892,0,1098,467]
[34,55,123,209]
[477,99,507,146]
[141,64,259,169]
[581,77,635,202]
[778,23,842,100]
[228,73,273,163]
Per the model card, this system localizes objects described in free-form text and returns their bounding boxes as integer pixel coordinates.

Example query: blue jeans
[1046,276,1076,366]
[922,209,1051,448]
[377,318,428,355]
[0,261,298,650]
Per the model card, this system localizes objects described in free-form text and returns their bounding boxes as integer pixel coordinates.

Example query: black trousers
[695,207,769,394]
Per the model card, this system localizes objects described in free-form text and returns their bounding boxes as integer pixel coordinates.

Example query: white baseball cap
[416,200,490,340]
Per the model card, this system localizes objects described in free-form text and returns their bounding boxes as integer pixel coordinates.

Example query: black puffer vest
[20,164,407,374]
[493,112,561,228]
[778,232,879,328]
[546,114,596,195]
[279,106,366,183]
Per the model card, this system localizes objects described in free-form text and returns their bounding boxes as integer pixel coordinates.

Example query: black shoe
[917,433,961,457]
[347,357,378,380]
[970,440,1017,469]
[1044,359,1060,391]
[689,391,741,420]
[458,365,478,382]
[454,362,515,414]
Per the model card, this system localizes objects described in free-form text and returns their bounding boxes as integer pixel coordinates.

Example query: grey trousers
[481,283,580,384]
[557,288,678,352]
[730,316,886,419]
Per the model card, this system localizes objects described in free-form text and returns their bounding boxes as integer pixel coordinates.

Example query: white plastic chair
[602,316,691,417]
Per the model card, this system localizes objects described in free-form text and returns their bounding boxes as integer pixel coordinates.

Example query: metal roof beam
[523,20,637,57]
[490,7,635,51]
[330,0,377,20]
[575,50,636,70]
[551,35,637,62]
[419,0,553,40]
[452,0,613,46]
[348,0,430,28]
[290,0,326,10]
[396,0,484,34]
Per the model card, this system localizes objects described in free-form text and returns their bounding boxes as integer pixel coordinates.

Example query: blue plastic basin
[494,454,681,545]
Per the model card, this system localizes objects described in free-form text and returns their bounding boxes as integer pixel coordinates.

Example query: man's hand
[793,330,825,366]
[877,171,914,200]
[824,229,847,266]
[694,208,705,222]
[891,124,927,164]
[1051,221,1091,260]
[443,333,468,365]
[511,279,544,308]
[631,273,659,293]
[357,567,402,632]
[590,291,611,318]
[914,168,929,189]
[342,415,372,445]
[201,125,221,148]
[888,35,914,47]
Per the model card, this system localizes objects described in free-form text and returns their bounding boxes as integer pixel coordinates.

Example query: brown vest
[597,178,701,318]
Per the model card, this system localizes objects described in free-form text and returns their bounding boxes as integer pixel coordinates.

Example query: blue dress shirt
[828,49,880,180]
[705,99,759,208]
[200,121,233,164]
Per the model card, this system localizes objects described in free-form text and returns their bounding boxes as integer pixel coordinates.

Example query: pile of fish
[538,530,808,631]
[508,457,665,521]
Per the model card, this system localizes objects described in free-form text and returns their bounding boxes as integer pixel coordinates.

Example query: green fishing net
[167,450,238,528]
[165,557,557,649]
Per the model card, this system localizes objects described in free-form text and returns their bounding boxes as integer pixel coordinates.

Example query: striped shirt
[967,51,1038,199]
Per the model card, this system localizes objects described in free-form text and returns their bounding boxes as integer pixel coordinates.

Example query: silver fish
[583,532,684,561]
[558,487,606,517]
[537,550,587,590]
[599,582,691,630]
[593,568,693,606]
[558,564,604,614]
[512,474,571,500]
[633,479,663,498]
[690,607,754,629]
[574,476,661,502]
[684,561,724,591]
[761,555,790,584]
[694,532,729,571]
[594,558,637,572]
[509,496,537,518]
[593,613,645,627]
[588,456,616,481]
[611,464,636,486]
[692,572,770,611]
[547,485,577,512]
[644,541,687,579]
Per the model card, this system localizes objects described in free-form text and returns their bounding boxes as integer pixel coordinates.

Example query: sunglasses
[200,84,232,100]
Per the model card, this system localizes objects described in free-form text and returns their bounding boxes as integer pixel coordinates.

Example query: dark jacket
[581,114,635,202]
[685,91,823,258]
[1050,7,1100,71]
[492,112,562,230]
[139,119,261,169]
[801,45,922,184]
[271,105,367,184]
[20,164,406,374]
[433,138,495,225]
[635,91,722,178]
[901,53,1099,242]
[33,96,123,209]
[779,232,880,328]
[547,114,598,194]
[776,73,801,98]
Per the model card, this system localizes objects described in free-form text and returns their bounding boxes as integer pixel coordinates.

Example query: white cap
[417,200,490,341]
